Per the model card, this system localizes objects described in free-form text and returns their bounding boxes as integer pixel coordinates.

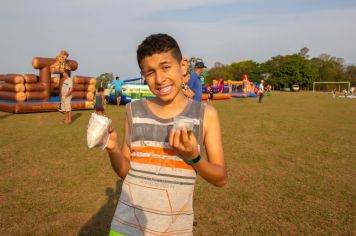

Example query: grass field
[0,91,355,235]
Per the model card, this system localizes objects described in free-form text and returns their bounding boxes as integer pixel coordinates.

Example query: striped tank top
[110,99,206,236]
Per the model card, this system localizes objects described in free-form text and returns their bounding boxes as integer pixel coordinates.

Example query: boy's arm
[194,105,227,186]
[169,105,227,187]
[106,116,131,178]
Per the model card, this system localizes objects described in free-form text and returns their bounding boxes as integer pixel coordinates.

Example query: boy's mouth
[157,85,172,95]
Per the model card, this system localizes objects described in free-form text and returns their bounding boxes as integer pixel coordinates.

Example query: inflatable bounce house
[230,74,258,98]
[106,77,155,105]
[0,50,95,113]
[202,78,231,100]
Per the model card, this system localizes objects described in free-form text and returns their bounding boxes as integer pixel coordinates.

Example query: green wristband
[187,155,201,165]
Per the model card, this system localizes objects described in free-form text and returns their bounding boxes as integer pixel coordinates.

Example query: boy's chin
[154,92,179,103]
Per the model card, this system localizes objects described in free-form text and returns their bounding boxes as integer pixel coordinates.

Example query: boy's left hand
[169,128,199,161]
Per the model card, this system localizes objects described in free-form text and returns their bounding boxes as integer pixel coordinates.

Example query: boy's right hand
[106,125,120,152]
[169,128,199,161]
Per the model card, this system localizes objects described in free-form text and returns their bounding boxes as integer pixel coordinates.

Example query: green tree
[230,60,262,82]
[344,65,356,86]
[96,73,114,89]
[310,55,345,82]
[205,63,233,85]
[298,47,310,59]
[262,54,317,90]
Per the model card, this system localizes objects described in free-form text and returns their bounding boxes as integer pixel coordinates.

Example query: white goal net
[313,82,350,92]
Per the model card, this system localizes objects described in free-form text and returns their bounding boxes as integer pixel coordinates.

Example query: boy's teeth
[159,86,171,93]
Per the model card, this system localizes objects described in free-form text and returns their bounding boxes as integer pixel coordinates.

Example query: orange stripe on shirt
[131,146,177,156]
[131,156,194,170]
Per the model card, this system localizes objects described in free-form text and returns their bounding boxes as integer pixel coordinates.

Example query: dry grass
[0,91,355,235]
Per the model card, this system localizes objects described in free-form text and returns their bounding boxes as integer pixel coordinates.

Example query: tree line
[205,47,356,90]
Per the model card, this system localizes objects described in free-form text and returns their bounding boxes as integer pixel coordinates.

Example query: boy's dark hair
[137,33,182,68]
[98,87,104,92]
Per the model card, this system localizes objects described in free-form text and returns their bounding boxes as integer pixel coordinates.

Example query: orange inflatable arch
[0,51,95,113]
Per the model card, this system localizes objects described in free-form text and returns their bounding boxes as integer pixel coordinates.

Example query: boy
[60,70,72,124]
[106,33,227,236]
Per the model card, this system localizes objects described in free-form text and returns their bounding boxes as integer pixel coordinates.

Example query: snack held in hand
[87,113,112,149]
[173,116,195,131]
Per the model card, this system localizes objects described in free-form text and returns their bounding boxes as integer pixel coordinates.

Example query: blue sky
[1,0,355,79]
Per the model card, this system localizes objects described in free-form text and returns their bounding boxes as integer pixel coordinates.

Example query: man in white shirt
[258,80,264,103]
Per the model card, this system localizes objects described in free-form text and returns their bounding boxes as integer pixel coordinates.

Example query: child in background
[332,88,337,98]
[343,88,348,98]
[94,87,106,116]
[207,84,214,104]
[105,33,227,236]
[60,70,73,124]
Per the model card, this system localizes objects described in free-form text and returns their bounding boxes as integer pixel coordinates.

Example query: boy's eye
[162,66,170,71]
[143,71,154,78]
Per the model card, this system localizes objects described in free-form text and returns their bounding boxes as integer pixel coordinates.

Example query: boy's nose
[155,70,166,84]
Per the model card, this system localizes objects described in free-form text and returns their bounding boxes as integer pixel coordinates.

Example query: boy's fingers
[181,128,189,144]
[173,129,181,148]
[169,128,175,146]
[108,125,114,133]
[188,131,197,143]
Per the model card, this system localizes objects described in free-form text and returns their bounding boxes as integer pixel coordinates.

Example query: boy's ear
[180,58,189,76]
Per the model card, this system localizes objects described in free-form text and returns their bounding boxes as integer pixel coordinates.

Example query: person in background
[112,76,124,105]
[258,80,265,103]
[94,87,106,116]
[182,71,195,98]
[332,88,337,98]
[342,88,347,97]
[60,69,73,124]
[188,62,206,101]
[207,84,214,104]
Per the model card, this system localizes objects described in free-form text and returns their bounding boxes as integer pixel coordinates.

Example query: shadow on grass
[72,112,82,123]
[0,113,14,119]
[78,180,123,236]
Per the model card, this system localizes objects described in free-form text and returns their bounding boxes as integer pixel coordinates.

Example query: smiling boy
[106,33,227,236]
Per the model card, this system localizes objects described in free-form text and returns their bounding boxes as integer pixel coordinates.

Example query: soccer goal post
[313,82,350,93]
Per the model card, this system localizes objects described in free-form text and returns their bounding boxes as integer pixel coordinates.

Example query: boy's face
[140,51,187,103]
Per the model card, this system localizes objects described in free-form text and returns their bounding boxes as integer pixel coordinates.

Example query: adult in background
[182,71,195,98]
[258,80,265,103]
[188,62,206,101]
[61,70,73,124]
[112,76,124,105]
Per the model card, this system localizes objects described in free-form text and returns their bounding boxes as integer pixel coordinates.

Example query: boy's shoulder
[125,99,145,113]
[203,103,218,121]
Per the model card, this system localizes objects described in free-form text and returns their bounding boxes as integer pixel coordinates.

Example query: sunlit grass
[0,91,355,235]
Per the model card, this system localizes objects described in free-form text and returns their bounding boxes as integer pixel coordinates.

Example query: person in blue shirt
[188,62,206,101]
[112,76,124,105]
